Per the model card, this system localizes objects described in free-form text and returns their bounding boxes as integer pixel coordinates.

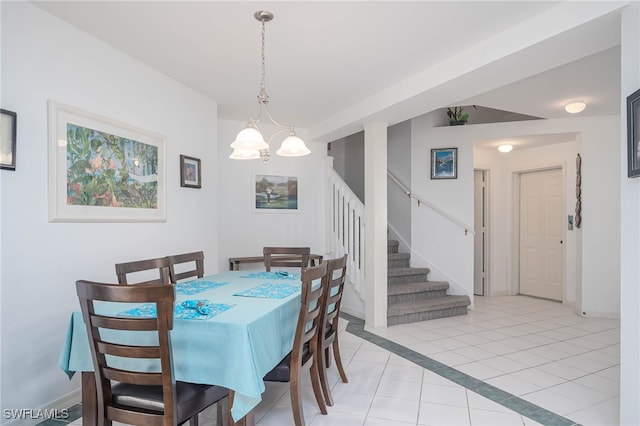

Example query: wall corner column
[364,121,388,329]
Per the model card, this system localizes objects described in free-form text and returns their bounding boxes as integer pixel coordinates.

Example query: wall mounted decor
[254,174,299,211]
[627,88,640,178]
[180,155,201,188]
[431,148,458,179]
[0,109,17,170]
[575,153,582,228]
[48,101,166,222]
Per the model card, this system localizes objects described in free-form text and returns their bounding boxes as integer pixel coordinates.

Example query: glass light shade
[230,127,269,151]
[276,135,311,157]
[498,144,513,153]
[565,102,586,114]
[229,148,260,160]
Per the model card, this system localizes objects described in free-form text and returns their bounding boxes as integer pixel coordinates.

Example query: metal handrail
[387,169,474,235]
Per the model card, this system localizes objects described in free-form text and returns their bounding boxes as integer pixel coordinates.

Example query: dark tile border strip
[341,312,581,426]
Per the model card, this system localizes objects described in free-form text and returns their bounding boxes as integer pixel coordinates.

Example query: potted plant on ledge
[446,106,475,125]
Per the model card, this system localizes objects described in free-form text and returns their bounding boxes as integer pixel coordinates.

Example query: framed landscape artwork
[431,148,458,179]
[627,88,640,178]
[254,174,299,212]
[48,101,166,222]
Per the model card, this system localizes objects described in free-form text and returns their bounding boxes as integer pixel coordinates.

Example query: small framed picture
[254,174,299,212]
[627,88,640,178]
[431,148,458,179]
[180,155,201,188]
[1,109,17,170]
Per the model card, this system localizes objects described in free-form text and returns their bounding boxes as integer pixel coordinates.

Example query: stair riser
[388,259,410,268]
[387,243,399,254]
[388,289,448,304]
[388,274,429,285]
[388,306,468,326]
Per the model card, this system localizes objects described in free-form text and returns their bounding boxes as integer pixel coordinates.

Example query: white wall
[471,116,620,318]
[619,2,640,424]
[410,113,475,298]
[216,119,328,272]
[1,2,219,418]
[387,121,412,251]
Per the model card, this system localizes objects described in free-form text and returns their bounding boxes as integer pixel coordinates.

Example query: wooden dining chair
[75,280,229,426]
[263,247,311,272]
[316,254,349,406]
[115,257,171,285]
[263,262,328,426]
[167,251,205,283]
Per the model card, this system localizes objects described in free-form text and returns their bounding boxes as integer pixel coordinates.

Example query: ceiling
[32,1,623,150]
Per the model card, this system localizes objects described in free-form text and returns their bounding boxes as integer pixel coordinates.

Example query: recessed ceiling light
[565,101,586,114]
[498,144,513,153]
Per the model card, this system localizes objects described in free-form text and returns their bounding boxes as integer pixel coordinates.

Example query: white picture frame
[48,101,166,222]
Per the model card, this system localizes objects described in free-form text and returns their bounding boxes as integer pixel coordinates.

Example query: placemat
[175,280,229,295]
[233,283,300,299]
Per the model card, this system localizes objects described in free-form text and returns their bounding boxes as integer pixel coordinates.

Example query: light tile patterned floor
[63,295,619,426]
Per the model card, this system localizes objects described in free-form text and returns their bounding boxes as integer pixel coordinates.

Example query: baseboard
[340,305,364,320]
[578,310,620,319]
[2,389,81,426]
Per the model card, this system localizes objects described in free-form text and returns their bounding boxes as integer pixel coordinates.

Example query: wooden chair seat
[317,255,349,406]
[263,262,328,426]
[167,251,205,283]
[115,257,171,285]
[76,280,229,426]
[263,247,311,272]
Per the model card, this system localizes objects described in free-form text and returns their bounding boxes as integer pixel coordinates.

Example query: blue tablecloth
[58,271,302,421]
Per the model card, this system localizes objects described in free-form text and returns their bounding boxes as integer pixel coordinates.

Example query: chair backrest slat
[167,251,204,283]
[115,257,171,285]
[264,247,311,272]
[292,263,327,365]
[319,255,348,347]
[76,280,178,425]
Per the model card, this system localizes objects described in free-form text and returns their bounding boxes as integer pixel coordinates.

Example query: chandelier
[229,11,310,164]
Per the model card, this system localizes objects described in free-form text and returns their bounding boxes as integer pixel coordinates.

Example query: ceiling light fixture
[565,101,586,114]
[498,144,513,153]
[230,11,310,164]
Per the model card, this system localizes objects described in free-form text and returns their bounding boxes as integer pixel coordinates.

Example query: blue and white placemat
[117,300,235,320]
[233,283,300,299]
[175,280,229,295]
[239,271,300,281]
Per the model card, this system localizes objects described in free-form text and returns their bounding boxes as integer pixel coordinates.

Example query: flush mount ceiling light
[230,11,310,164]
[498,144,513,153]
[565,101,587,114]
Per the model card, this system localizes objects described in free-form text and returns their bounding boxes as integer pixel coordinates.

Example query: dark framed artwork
[180,155,201,188]
[431,148,458,179]
[627,88,640,178]
[1,109,17,170]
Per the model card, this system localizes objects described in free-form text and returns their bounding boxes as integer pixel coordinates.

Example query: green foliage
[66,124,158,209]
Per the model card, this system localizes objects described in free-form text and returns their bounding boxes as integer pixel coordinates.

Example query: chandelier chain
[259,20,267,98]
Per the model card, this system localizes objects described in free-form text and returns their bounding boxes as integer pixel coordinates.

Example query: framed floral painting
[48,101,166,222]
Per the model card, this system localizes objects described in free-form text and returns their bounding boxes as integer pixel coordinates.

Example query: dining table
[58,270,305,426]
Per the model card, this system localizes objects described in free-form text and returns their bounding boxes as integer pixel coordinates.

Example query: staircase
[387,240,471,326]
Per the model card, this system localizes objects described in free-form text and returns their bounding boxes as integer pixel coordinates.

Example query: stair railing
[327,166,365,298]
[387,169,474,235]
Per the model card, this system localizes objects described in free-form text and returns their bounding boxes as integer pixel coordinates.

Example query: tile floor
[59,295,619,426]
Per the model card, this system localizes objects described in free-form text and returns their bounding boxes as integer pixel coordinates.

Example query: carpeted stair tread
[387,295,471,315]
[388,267,430,277]
[387,281,449,296]
[388,253,410,261]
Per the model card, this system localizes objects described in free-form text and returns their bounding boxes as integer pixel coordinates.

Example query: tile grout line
[340,312,582,426]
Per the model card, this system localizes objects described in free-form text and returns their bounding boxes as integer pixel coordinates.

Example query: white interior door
[474,170,487,296]
[519,168,563,301]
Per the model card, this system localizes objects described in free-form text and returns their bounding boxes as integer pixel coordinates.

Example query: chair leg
[309,359,328,415]
[316,345,334,406]
[216,398,230,426]
[324,347,332,368]
[290,373,306,426]
[332,338,348,383]
[188,414,199,426]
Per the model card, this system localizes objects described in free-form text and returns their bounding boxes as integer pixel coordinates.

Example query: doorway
[518,168,564,301]
[474,170,489,296]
